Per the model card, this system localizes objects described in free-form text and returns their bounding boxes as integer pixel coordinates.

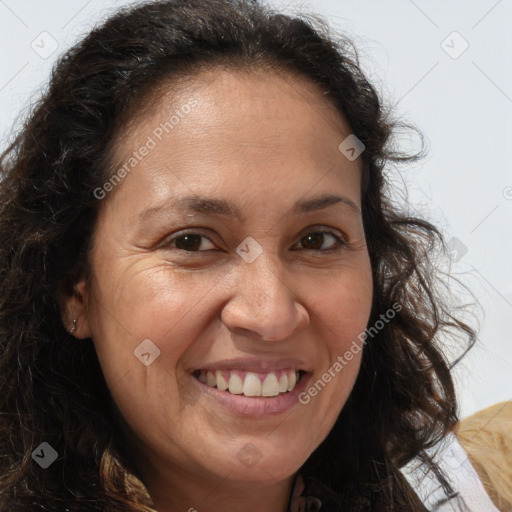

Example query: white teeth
[261,373,280,397]
[197,369,301,397]
[287,370,296,392]
[228,373,244,394]
[243,372,262,396]
[216,370,229,391]
[278,373,288,393]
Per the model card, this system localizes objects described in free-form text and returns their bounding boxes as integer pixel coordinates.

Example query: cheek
[301,266,372,422]
[87,263,221,390]
[319,266,373,348]
[86,266,217,440]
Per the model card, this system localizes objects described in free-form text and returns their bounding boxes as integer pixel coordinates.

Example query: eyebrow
[138,193,360,221]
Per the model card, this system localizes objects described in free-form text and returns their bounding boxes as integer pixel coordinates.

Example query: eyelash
[163,227,348,255]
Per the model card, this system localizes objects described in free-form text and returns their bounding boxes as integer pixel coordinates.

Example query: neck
[137,457,295,512]
[147,472,295,512]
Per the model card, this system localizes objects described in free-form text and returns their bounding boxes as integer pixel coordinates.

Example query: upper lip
[192,357,312,373]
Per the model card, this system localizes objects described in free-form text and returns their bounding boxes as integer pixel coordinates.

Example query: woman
[0,0,480,510]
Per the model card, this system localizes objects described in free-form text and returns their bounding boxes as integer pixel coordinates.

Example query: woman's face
[73,69,373,490]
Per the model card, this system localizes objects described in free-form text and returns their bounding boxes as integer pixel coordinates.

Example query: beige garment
[456,401,512,512]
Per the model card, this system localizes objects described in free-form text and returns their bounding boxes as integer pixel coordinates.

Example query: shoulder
[456,401,512,511]
[290,471,429,511]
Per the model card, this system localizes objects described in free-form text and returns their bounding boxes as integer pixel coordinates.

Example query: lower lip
[191,372,312,417]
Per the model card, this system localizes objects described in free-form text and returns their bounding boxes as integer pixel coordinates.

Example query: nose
[220,254,310,342]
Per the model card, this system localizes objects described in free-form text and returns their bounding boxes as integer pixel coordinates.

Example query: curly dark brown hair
[0,0,477,510]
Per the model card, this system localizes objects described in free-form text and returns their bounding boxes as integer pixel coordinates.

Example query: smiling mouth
[193,369,306,398]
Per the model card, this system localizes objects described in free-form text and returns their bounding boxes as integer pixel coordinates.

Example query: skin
[62,68,373,512]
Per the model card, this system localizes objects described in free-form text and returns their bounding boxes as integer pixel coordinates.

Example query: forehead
[104,67,362,218]
[114,66,353,160]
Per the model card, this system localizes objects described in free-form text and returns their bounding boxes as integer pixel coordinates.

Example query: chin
[205,442,306,484]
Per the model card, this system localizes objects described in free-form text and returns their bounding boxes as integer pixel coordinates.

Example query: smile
[193,369,305,398]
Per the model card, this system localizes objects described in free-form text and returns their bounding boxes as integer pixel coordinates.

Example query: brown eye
[296,229,347,253]
[166,232,217,252]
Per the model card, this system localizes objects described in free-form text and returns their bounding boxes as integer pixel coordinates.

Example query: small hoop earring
[70,318,77,335]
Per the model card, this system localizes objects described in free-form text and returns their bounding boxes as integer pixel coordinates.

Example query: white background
[1,0,511,420]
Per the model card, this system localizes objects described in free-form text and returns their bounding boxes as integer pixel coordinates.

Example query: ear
[57,275,93,340]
